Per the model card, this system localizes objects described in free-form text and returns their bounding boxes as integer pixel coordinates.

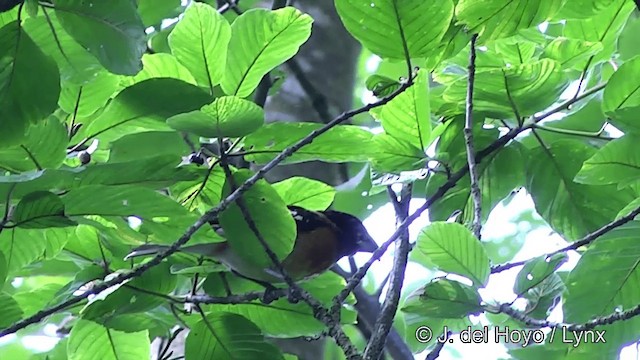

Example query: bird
[125,205,378,285]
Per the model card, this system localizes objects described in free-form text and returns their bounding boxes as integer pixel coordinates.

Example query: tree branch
[463,34,482,239]
[364,184,412,360]
[491,204,640,273]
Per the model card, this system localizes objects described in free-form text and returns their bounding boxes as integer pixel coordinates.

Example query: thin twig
[463,34,482,239]
[491,204,640,273]
[425,331,451,360]
[499,302,640,332]
[364,184,412,360]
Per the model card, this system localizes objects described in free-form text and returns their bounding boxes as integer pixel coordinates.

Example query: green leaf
[12,191,76,228]
[138,0,181,27]
[554,0,620,19]
[273,177,335,210]
[0,252,6,289]
[23,13,102,84]
[443,59,568,118]
[365,74,400,97]
[244,122,374,164]
[575,135,640,188]
[219,169,296,270]
[526,140,635,240]
[54,0,146,75]
[82,262,176,322]
[370,134,426,173]
[185,312,283,360]
[59,71,120,117]
[335,0,454,60]
[62,185,189,219]
[414,222,490,286]
[602,55,640,115]
[80,78,212,144]
[0,117,68,172]
[0,292,23,328]
[120,53,197,86]
[542,38,603,69]
[108,131,191,163]
[0,228,69,273]
[0,21,60,146]
[221,7,313,97]
[370,69,431,150]
[564,221,640,349]
[456,0,564,42]
[68,320,150,360]
[401,278,483,318]
[513,254,567,296]
[563,1,635,64]
[167,96,264,138]
[169,2,231,89]
[522,273,565,320]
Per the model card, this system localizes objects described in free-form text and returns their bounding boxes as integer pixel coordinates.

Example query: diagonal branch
[363,184,412,360]
[491,204,640,273]
[463,34,482,239]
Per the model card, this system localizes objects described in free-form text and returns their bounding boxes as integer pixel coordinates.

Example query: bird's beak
[357,234,378,253]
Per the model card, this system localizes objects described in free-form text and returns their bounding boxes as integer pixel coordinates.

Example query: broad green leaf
[80,78,212,144]
[138,0,181,27]
[68,320,150,360]
[120,53,197,86]
[335,0,453,60]
[602,55,640,115]
[575,135,640,188]
[108,131,191,163]
[54,0,146,75]
[0,293,23,328]
[59,71,120,117]
[554,0,620,19]
[401,278,483,318]
[273,177,335,210]
[12,191,76,228]
[513,254,567,296]
[219,169,296,269]
[443,59,568,118]
[221,7,312,97]
[526,140,634,240]
[522,273,565,320]
[563,1,635,64]
[542,38,603,69]
[185,312,283,360]
[616,198,640,220]
[172,167,226,213]
[0,117,68,172]
[23,13,102,84]
[62,185,189,219]
[370,134,425,173]
[0,21,60,146]
[564,221,640,350]
[456,0,564,42]
[82,262,176,322]
[169,2,231,90]
[415,222,490,286]
[0,228,69,273]
[167,96,264,137]
[244,122,374,164]
[366,74,400,97]
[0,252,6,289]
[370,69,431,150]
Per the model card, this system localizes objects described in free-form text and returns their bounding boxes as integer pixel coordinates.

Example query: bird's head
[323,210,378,257]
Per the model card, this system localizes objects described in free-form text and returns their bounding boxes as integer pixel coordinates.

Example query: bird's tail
[124,244,171,260]
[124,242,228,261]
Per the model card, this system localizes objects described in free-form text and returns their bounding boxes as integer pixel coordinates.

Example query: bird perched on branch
[125,206,378,285]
